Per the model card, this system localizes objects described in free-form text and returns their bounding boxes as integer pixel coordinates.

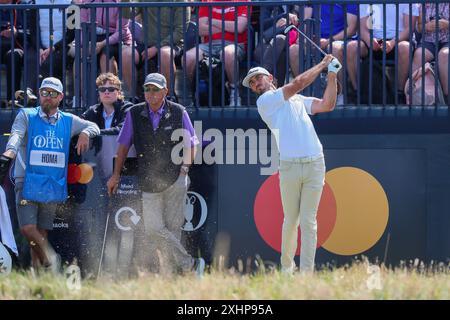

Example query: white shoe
[336,94,344,106]
[281,267,294,276]
[229,88,241,107]
[0,242,12,277]
[281,262,296,275]
[72,97,83,108]
[193,257,205,278]
[45,253,61,275]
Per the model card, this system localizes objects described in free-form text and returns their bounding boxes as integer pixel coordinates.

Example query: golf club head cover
[328,58,342,74]
[0,154,13,183]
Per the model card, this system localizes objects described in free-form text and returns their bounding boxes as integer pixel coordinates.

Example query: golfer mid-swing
[242,54,341,273]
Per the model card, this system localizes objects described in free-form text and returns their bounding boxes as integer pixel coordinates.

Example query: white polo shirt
[257,88,323,160]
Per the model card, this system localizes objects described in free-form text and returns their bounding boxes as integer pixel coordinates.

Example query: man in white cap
[0,77,100,273]
[242,54,341,273]
[107,73,205,276]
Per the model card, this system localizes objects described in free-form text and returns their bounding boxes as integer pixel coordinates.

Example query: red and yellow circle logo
[254,167,389,255]
[67,163,94,184]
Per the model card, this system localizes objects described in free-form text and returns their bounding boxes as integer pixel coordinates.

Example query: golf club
[284,24,341,69]
[97,209,111,278]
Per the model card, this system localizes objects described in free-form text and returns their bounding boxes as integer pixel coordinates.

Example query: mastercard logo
[67,163,94,184]
[253,167,389,256]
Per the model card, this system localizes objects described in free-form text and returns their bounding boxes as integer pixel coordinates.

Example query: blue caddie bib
[22,107,72,203]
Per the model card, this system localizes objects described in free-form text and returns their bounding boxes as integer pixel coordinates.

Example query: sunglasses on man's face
[40,90,60,98]
[143,86,163,93]
[98,86,118,93]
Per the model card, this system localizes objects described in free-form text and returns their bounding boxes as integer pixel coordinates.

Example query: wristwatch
[181,165,190,174]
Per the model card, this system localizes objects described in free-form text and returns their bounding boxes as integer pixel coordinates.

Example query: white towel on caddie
[0,186,18,256]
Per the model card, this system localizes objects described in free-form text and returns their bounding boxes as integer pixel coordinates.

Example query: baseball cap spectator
[39,77,63,94]
[143,73,167,89]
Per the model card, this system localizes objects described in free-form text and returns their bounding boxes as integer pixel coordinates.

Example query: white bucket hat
[242,67,270,88]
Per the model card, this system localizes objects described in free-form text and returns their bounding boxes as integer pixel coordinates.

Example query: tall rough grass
[0,259,448,299]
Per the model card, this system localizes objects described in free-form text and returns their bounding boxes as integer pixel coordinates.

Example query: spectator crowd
[0,0,448,107]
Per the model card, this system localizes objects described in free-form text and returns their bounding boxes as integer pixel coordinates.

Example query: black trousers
[0,39,23,100]
[254,34,289,86]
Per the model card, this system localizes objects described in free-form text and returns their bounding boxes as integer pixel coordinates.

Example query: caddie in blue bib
[22,107,72,203]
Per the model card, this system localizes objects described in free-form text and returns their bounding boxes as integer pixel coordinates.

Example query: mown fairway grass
[0,260,448,299]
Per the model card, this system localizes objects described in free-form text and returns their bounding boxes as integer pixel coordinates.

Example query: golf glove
[0,154,12,184]
[328,58,342,74]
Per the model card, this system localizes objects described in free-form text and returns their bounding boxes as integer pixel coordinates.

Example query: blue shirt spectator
[291,4,357,105]
[316,4,358,39]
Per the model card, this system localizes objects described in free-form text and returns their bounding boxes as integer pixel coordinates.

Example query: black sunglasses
[98,87,118,93]
[40,90,60,98]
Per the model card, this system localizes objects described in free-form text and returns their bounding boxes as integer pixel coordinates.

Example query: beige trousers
[140,174,194,273]
[278,155,325,273]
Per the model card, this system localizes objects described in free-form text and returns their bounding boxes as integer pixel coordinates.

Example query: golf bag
[192,55,229,107]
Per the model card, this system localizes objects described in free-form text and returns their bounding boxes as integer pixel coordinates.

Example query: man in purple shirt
[106,73,205,276]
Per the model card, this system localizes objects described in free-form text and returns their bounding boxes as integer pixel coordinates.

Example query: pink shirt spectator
[421,3,449,44]
[79,0,132,45]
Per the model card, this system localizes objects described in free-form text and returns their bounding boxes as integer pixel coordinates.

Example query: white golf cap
[0,242,12,278]
[143,73,167,89]
[39,77,63,93]
[242,67,270,88]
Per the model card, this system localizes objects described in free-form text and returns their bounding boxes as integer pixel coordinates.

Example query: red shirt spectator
[198,0,249,46]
